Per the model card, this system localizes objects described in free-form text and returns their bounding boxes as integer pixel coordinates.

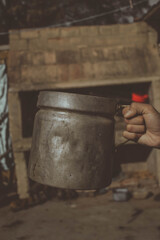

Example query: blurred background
[0,0,160,240]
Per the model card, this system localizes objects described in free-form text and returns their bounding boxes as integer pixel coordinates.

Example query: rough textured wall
[8,22,160,88]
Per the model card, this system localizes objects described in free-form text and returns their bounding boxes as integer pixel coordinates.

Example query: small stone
[70,204,77,208]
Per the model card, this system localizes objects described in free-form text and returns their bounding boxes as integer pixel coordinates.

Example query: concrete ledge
[8,75,160,92]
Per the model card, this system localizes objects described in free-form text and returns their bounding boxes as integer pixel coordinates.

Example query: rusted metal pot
[28,91,120,190]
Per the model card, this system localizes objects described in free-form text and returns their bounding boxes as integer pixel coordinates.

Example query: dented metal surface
[28,91,117,189]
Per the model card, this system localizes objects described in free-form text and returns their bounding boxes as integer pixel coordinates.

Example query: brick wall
[8,22,160,89]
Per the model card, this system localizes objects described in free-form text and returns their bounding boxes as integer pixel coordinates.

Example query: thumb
[123,102,147,119]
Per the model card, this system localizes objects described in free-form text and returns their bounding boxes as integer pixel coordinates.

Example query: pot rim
[37,91,117,116]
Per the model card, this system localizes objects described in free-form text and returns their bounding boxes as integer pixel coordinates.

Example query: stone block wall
[8,22,160,89]
[7,23,160,198]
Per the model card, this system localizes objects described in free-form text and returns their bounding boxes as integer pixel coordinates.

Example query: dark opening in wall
[60,82,151,100]
[115,145,152,164]
[19,91,39,138]
[112,144,152,177]
[19,82,151,138]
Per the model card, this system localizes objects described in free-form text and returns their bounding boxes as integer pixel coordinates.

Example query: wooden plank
[14,152,29,199]
[8,92,29,199]
[8,91,22,144]
[14,138,32,152]
[142,3,160,21]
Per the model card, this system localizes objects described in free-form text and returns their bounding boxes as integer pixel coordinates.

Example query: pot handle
[115,139,130,152]
[115,98,131,117]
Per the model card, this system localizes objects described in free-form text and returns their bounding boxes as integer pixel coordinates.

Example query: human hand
[122,102,160,148]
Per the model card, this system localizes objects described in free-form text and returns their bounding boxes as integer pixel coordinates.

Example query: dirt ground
[0,191,160,240]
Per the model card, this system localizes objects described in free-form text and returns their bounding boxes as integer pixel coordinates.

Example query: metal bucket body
[28,91,117,189]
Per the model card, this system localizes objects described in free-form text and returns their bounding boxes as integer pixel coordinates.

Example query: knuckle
[132,133,137,138]
[123,131,128,139]
[127,124,133,132]
[130,102,136,109]
[131,102,138,109]
[131,102,136,107]
[139,115,144,122]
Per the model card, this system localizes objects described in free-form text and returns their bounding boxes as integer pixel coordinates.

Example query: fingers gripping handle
[115,100,132,149]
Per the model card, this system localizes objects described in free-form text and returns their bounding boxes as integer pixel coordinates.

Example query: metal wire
[0,0,150,36]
